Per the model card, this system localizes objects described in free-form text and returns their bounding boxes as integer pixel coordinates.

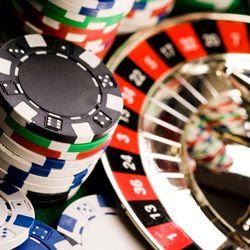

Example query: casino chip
[0,0,135,59]
[0,122,112,160]
[0,110,116,153]
[0,138,106,170]
[0,155,96,188]
[13,219,83,249]
[0,34,122,144]
[0,159,96,194]
[0,34,122,207]
[57,194,152,250]
[0,180,35,250]
[118,0,176,35]
[0,152,97,179]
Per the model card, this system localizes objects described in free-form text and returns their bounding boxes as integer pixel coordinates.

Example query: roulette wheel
[102,12,250,250]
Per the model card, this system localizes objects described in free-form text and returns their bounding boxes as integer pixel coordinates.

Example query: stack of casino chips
[185,95,250,173]
[0,0,135,59]
[199,95,248,137]
[0,34,123,208]
[186,115,233,172]
[118,0,176,35]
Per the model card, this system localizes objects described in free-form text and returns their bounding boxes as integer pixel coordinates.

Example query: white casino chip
[57,194,152,250]
[0,179,35,250]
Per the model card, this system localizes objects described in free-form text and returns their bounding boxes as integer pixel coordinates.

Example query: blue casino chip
[13,219,84,249]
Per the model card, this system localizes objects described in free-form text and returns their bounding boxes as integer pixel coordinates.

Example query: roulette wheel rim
[102,12,250,250]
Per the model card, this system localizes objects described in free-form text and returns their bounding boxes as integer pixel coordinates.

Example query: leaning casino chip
[57,194,152,250]
[0,34,123,144]
[0,179,35,250]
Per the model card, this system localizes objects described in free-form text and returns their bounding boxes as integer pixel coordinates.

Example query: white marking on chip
[48,113,60,118]
[42,16,60,30]
[71,123,94,144]
[88,109,96,116]
[36,51,46,55]
[65,11,86,22]
[85,40,103,50]
[48,140,70,151]
[20,55,29,62]
[87,22,106,30]
[106,94,123,112]
[24,34,47,48]
[90,44,105,54]
[29,100,39,109]
[66,33,86,43]
[15,67,19,76]
[77,63,86,71]
[78,1,98,8]
[0,58,11,75]
[56,53,68,59]
[24,21,42,34]
[16,84,23,93]
[14,101,38,123]
[97,94,101,103]
[70,117,81,120]
[79,51,100,68]
[103,23,118,33]
[92,78,98,87]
